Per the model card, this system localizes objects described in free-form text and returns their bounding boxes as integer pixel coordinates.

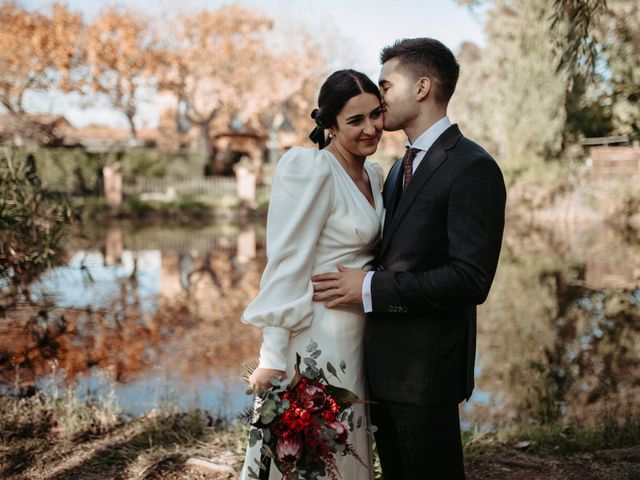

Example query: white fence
[123,177,238,201]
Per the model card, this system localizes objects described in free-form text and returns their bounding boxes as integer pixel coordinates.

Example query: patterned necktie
[402,147,420,190]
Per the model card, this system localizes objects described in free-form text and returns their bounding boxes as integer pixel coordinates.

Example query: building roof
[0,113,72,132]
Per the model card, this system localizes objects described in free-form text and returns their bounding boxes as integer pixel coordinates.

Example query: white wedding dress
[240,146,384,480]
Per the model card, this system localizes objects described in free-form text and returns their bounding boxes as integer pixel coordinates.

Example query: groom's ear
[415,77,431,102]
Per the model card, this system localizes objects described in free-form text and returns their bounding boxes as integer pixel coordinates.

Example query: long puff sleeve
[241,147,334,371]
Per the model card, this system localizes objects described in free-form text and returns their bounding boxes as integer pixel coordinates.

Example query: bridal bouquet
[244,341,367,480]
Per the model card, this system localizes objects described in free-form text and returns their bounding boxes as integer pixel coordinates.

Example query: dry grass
[0,388,246,480]
[1,387,639,480]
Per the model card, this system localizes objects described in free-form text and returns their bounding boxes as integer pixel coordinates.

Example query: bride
[240,69,385,479]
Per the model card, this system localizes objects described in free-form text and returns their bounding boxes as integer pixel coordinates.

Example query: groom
[312,38,506,478]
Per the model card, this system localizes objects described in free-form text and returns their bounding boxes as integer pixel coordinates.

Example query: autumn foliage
[86,7,158,138]
[0,1,326,145]
[0,2,83,114]
[156,5,324,161]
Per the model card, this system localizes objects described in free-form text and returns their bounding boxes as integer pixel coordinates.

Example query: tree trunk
[125,109,138,139]
[198,121,214,174]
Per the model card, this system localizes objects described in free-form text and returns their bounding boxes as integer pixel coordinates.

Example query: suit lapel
[379,125,462,258]
[382,159,403,235]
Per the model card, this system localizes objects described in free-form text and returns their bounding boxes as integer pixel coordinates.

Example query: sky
[19,0,487,128]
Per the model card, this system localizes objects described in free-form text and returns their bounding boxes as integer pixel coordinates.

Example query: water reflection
[0,220,638,425]
[0,223,265,416]
[468,224,640,427]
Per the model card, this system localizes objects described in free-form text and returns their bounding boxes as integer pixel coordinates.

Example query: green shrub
[27,148,203,195]
[0,149,72,291]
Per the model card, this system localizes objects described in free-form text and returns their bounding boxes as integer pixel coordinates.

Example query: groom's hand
[311,265,365,308]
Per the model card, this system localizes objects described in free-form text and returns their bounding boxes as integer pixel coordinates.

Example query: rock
[186,457,235,474]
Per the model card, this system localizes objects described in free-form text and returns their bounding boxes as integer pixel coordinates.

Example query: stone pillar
[103,165,123,207]
[236,225,256,264]
[104,225,123,266]
[235,163,256,208]
[160,251,183,300]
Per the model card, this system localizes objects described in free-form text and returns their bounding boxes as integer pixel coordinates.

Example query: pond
[1,219,638,428]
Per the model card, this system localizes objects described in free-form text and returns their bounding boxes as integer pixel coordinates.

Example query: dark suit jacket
[365,124,506,406]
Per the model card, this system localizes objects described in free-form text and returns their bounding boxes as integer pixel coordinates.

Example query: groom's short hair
[380,38,460,105]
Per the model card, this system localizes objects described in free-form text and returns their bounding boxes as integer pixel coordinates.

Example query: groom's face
[378,58,419,132]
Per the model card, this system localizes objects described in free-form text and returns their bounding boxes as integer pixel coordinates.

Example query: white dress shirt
[361,116,452,313]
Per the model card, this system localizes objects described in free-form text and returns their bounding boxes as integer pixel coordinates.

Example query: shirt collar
[405,116,452,152]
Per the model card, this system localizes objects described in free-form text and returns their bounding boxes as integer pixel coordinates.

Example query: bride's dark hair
[309,69,381,149]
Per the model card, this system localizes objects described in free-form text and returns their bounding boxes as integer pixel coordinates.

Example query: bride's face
[329,92,383,158]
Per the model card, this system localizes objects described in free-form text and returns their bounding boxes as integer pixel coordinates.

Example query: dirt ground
[111,447,640,480]
[161,448,640,480]
[173,449,640,480]
[2,422,638,480]
[466,448,640,480]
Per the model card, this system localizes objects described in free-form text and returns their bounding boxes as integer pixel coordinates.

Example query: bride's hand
[249,368,287,392]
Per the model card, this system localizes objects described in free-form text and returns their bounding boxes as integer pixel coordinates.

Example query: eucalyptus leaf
[306,340,318,352]
[260,409,276,424]
[339,360,346,373]
[326,362,340,381]
[270,376,282,387]
[310,349,321,359]
[262,443,274,458]
[265,391,277,401]
[248,427,262,447]
[317,368,330,384]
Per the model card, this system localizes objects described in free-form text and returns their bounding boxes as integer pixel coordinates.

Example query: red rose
[298,384,327,411]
